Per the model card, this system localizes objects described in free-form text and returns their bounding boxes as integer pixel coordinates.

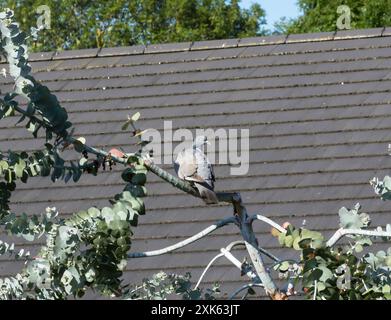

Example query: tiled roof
[1,28,391,298]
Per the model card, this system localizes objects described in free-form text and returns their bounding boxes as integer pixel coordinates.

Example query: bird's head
[193,135,210,149]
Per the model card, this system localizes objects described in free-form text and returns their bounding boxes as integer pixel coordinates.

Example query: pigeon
[174,136,219,204]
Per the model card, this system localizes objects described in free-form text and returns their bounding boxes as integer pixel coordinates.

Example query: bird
[174,135,219,204]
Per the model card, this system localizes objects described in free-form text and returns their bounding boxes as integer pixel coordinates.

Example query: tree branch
[68,137,129,165]
[220,248,260,281]
[143,160,282,299]
[127,216,236,258]
[12,94,282,298]
[251,214,286,233]
[143,159,199,197]
[13,101,283,298]
[194,252,225,290]
[326,228,391,247]
[260,249,280,263]
[11,102,132,165]
[143,159,239,204]
[230,194,282,299]
[12,104,49,129]
[10,104,283,299]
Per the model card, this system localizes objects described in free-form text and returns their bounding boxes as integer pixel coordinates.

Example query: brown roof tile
[98,45,145,57]
[286,31,336,43]
[238,35,287,46]
[53,48,100,60]
[191,38,239,50]
[145,42,192,53]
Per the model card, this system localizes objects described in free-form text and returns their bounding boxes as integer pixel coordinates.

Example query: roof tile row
[2,28,391,298]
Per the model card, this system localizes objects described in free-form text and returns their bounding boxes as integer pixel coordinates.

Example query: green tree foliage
[274,204,391,300]
[0,9,149,298]
[276,0,391,34]
[1,0,267,52]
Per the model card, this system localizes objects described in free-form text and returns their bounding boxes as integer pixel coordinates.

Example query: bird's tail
[196,184,219,204]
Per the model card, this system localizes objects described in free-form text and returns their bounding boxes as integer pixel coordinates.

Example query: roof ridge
[27,26,390,62]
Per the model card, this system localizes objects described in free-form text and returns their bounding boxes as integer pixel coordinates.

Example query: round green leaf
[279,261,290,272]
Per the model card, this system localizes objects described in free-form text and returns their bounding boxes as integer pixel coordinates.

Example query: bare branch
[140,161,283,297]
[326,227,391,247]
[226,241,246,251]
[12,103,132,165]
[194,253,224,290]
[232,196,280,298]
[144,159,200,198]
[244,241,276,289]
[229,283,264,300]
[220,248,259,281]
[227,235,280,262]
[144,159,240,205]
[128,217,236,258]
[251,214,286,233]
[259,248,280,263]
[194,241,246,290]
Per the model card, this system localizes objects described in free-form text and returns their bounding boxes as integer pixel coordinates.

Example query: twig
[13,104,50,129]
[194,241,245,290]
[14,102,281,298]
[144,159,241,204]
[194,253,224,290]
[251,214,286,233]
[140,160,281,298]
[259,247,280,263]
[244,241,276,291]
[226,241,246,251]
[326,228,391,247]
[13,103,133,166]
[270,259,299,270]
[127,217,236,258]
[232,196,279,298]
[66,136,130,165]
[220,248,259,281]
[143,159,199,197]
[229,283,264,300]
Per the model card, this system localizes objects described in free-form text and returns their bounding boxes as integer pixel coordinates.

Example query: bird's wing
[194,183,219,204]
[194,148,215,188]
[175,149,205,183]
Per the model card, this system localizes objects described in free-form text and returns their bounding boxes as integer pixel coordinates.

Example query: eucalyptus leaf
[339,204,371,229]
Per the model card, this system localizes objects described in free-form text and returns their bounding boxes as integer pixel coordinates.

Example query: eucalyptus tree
[1,8,391,300]
[275,0,391,34]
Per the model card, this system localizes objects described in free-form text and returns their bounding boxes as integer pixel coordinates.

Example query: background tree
[275,0,391,35]
[1,0,267,52]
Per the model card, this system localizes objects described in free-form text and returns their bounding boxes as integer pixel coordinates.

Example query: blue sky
[240,0,302,31]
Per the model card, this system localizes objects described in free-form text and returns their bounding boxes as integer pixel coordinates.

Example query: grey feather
[174,136,218,204]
